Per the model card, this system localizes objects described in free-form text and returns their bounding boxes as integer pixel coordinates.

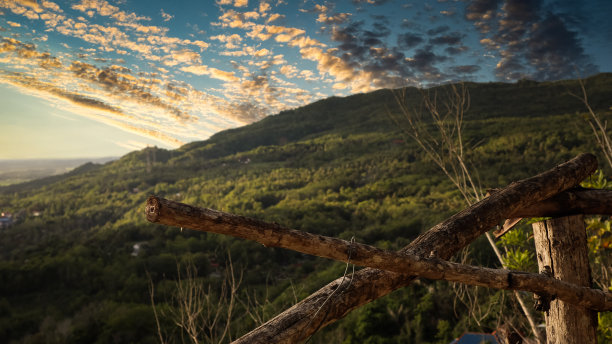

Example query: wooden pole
[146,196,612,311]
[532,215,598,344]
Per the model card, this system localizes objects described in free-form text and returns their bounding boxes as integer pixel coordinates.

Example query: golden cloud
[179,65,239,82]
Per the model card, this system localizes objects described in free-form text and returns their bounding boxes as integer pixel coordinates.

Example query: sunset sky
[1,0,610,159]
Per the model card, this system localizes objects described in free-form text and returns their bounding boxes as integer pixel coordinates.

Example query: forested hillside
[1,74,611,343]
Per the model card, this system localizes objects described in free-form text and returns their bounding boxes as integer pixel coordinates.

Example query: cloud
[2,0,41,20]
[180,65,239,82]
[287,35,322,49]
[397,32,424,49]
[163,49,201,66]
[5,72,127,116]
[0,48,210,144]
[313,4,351,25]
[266,13,284,23]
[41,1,61,12]
[298,69,317,81]
[15,0,43,12]
[217,0,248,8]
[450,65,481,74]
[465,0,500,22]
[227,101,266,122]
[67,60,194,121]
[113,140,151,151]
[429,32,463,45]
[0,37,62,69]
[216,9,254,29]
[7,21,21,27]
[317,17,422,89]
[259,2,270,14]
[71,0,150,23]
[253,48,270,57]
[210,33,242,49]
[21,75,127,116]
[400,19,418,29]
[524,13,598,80]
[267,25,306,42]
[444,45,468,55]
[8,0,207,64]
[426,25,450,35]
[351,0,391,5]
[406,47,447,75]
[465,0,597,80]
[279,64,299,78]
[160,9,173,21]
[235,0,248,8]
[1,2,296,148]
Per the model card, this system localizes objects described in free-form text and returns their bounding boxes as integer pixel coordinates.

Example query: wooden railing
[146,153,609,343]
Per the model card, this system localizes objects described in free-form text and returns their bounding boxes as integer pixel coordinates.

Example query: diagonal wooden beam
[146,195,612,312]
[510,187,612,218]
[495,186,612,238]
[146,153,598,343]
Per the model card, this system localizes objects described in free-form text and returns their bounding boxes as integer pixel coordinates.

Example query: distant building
[131,242,148,257]
[0,213,13,229]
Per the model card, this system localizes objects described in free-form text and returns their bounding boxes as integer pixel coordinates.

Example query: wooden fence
[146,153,611,343]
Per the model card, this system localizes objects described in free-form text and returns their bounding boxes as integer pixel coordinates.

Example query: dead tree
[145,153,606,343]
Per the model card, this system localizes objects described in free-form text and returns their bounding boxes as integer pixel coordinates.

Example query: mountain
[0,74,610,343]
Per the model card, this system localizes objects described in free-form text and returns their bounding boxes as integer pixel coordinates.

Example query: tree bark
[508,187,612,218]
[146,195,612,311]
[532,215,598,344]
[146,153,593,344]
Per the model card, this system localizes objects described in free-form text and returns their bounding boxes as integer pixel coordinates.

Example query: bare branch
[568,78,612,168]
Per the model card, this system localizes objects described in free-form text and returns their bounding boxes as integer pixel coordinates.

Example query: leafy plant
[581,169,610,189]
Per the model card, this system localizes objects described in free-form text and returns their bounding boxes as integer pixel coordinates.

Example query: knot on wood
[145,196,161,222]
[533,265,556,313]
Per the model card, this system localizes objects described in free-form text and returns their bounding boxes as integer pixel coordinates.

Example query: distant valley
[0,157,116,186]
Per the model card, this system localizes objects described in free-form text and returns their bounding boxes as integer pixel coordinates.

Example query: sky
[0,0,610,159]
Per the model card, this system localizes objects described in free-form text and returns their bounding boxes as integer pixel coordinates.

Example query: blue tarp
[449,332,500,344]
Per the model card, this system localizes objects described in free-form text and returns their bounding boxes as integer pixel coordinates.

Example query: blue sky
[0,0,610,159]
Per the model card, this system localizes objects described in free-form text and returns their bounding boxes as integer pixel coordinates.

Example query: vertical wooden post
[532,215,598,343]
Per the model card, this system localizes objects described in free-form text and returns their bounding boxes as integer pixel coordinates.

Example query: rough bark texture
[509,187,612,218]
[532,215,598,344]
[219,153,596,343]
[146,196,612,311]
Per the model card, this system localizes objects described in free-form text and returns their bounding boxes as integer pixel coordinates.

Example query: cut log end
[145,195,161,223]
